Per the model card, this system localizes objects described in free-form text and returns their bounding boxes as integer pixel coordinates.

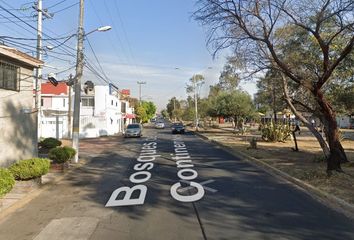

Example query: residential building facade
[0,45,42,167]
[40,82,135,139]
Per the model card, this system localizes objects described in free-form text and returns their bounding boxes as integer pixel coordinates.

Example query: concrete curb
[194,131,354,221]
[0,159,86,223]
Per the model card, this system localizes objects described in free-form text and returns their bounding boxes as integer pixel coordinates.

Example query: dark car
[171,122,185,134]
[124,123,142,138]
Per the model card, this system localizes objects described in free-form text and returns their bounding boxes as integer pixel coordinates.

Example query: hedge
[0,168,15,197]
[49,146,76,163]
[9,158,50,180]
[39,137,62,149]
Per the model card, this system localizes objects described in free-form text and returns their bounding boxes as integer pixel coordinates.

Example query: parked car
[171,122,185,134]
[125,123,143,138]
[155,122,165,129]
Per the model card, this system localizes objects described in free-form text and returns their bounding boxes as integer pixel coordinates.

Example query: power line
[52,2,79,14]
[86,37,111,83]
[47,0,69,9]
[0,1,77,58]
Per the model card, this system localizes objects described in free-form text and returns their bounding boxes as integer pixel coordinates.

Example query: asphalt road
[0,123,353,240]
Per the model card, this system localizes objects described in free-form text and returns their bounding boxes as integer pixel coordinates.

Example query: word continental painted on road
[170,135,205,202]
[105,136,159,207]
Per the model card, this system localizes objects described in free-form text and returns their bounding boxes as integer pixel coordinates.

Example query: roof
[0,45,43,68]
[41,82,68,95]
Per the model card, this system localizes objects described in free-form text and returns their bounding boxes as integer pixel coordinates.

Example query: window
[121,102,126,113]
[82,97,94,107]
[63,99,66,107]
[111,100,113,105]
[0,61,20,91]
[41,99,44,106]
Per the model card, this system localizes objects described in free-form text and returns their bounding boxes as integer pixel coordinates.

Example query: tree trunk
[315,90,348,173]
[281,75,330,158]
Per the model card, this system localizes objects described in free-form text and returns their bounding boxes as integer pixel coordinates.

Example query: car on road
[124,123,143,138]
[155,122,165,129]
[171,122,185,134]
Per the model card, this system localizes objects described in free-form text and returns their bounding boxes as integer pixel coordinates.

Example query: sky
[0,0,257,110]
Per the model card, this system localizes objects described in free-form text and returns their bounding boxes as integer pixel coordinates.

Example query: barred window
[82,97,94,107]
[0,61,20,91]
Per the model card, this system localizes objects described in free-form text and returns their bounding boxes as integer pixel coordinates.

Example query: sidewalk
[192,125,354,219]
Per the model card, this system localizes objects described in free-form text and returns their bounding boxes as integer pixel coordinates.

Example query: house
[40,81,71,139]
[80,83,123,138]
[0,45,43,167]
[40,82,135,138]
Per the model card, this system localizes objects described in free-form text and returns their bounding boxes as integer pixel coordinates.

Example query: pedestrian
[311,119,315,127]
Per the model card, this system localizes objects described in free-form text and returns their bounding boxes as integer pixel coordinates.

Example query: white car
[155,122,165,129]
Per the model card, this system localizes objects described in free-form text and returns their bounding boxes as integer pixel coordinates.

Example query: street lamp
[85,25,112,36]
[71,20,112,163]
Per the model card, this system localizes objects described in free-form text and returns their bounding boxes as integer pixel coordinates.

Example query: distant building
[0,45,43,167]
[40,81,71,139]
[40,82,135,138]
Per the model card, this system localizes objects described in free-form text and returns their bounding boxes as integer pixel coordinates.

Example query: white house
[40,82,135,139]
[80,84,124,138]
[40,81,71,139]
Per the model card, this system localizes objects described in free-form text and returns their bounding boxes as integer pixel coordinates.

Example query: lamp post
[71,0,112,163]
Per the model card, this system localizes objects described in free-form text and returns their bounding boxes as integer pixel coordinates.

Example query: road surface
[0,123,353,240]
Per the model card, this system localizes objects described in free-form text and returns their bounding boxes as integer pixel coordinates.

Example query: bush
[260,123,292,142]
[49,146,76,163]
[9,158,50,180]
[63,146,76,159]
[39,137,62,149]
[0,168,15,197]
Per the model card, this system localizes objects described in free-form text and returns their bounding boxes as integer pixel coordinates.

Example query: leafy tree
[214,90,255,132]
[135,105,148,123]
[136,101,156,123]
[218,63,240,91]
[194,0,354,173]
[254,70,287,122]
[186,74,205,125]
[161,109,169,119]
[166,97,183,121]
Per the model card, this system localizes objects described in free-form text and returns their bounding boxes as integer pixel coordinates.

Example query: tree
[161,109,169,119]
[187,74,205,127]
[166,97,183,121]
[254,69,287,122]
[214,90,255,133]
[194,0,354,173]
[136,101,156,123]
[218,63,240,91]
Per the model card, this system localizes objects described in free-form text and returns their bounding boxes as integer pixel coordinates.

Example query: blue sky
[0,0,257,110]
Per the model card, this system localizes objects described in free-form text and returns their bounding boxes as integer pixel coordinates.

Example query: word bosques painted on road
[105,135,207,207]
[106,136,159,207]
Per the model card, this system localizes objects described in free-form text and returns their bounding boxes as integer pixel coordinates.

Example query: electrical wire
[46,0,69,10]
[86,37,111,83]
[52,2,79,14]
[0,1,77,58]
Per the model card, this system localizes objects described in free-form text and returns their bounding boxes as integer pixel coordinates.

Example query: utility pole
[72,0,84,163]
[35,0,43,140]
[137,81,146,104]
[67,74,73,138]
[33,0,53,141]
